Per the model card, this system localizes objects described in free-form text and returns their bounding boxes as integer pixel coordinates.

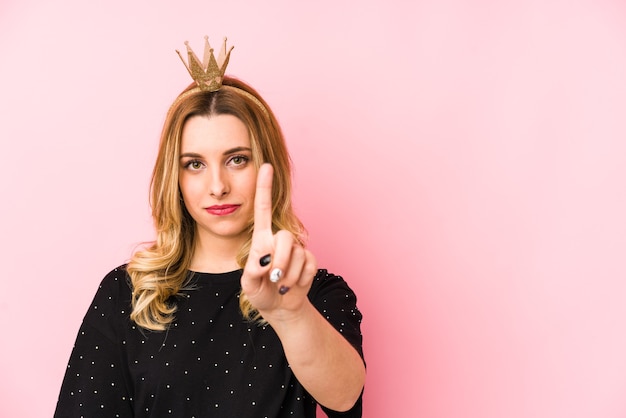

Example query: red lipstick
[205,204,240,216]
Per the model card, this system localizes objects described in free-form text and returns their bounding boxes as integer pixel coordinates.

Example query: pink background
[1,1,626,417]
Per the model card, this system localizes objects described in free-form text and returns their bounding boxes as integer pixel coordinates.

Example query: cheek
[179,174,201,200]
[244,176,257,200]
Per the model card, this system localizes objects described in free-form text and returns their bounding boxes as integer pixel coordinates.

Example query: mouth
[205,204,241,216]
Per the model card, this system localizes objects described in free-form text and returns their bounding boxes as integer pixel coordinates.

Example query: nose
[208,167,229,198]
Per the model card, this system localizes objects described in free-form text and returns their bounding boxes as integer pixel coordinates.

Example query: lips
[205,204,241,216]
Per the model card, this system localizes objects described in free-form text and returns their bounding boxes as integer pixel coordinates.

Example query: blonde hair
[127,77,305,331]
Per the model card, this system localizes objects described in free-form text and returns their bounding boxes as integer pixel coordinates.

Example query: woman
[54,39,365,417]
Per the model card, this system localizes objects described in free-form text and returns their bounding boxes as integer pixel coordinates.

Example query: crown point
[177,36,233,92]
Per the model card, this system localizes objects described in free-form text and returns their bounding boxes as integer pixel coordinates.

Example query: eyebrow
[179,147,252,159]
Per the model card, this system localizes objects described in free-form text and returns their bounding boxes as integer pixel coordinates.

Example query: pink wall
[1,1,626,417]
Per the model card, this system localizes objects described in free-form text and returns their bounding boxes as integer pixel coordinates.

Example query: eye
[228,155,249,166]
[184,160,204,170]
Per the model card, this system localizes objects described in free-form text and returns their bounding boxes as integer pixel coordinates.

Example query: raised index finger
[253,163,274,238]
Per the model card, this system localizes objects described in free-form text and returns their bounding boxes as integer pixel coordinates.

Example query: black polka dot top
[54,266,364,417]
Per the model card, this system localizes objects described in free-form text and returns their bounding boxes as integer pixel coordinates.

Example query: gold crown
[176,36,234,92]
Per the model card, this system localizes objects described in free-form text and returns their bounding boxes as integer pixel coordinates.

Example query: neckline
[188,269,243,284]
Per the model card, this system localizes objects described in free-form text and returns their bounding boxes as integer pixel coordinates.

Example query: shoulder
[80,265,132,342]
[96,264,132,298]
[307,269,361,324]
[308,269,364,357]
[85,265,132,319]
[309,269,358,303]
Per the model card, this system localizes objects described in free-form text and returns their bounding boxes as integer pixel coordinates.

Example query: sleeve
[54,268,134,418]
[308,269,365,418]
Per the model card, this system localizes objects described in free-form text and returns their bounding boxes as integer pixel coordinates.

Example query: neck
[189,232,246,273]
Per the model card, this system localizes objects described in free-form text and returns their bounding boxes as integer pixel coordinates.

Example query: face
[179,114,257,247]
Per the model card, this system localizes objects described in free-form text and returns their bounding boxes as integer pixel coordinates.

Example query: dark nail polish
[260,254,271,267]
[278,286,290,295]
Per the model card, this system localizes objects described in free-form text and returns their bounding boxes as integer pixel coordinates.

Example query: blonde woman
[54,40,365,418]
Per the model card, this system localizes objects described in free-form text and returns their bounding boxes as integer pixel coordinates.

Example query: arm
[241,165,365,412]
[262,291,365,412]
[54,273,134,418]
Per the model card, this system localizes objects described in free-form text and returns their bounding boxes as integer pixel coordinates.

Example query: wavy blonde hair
[127,76,305,331]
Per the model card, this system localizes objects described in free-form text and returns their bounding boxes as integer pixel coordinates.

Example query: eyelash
[228,155,249,166]
[184,160,204,170]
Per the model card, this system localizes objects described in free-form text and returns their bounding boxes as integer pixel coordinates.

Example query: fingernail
[260,254,271,267]
[269,268,282,283]
[279,285,290,295]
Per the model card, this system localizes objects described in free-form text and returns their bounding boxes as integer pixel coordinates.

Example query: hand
[240,164,318,318]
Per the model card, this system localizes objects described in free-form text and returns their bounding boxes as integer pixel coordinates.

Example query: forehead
[180,114,250,151]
